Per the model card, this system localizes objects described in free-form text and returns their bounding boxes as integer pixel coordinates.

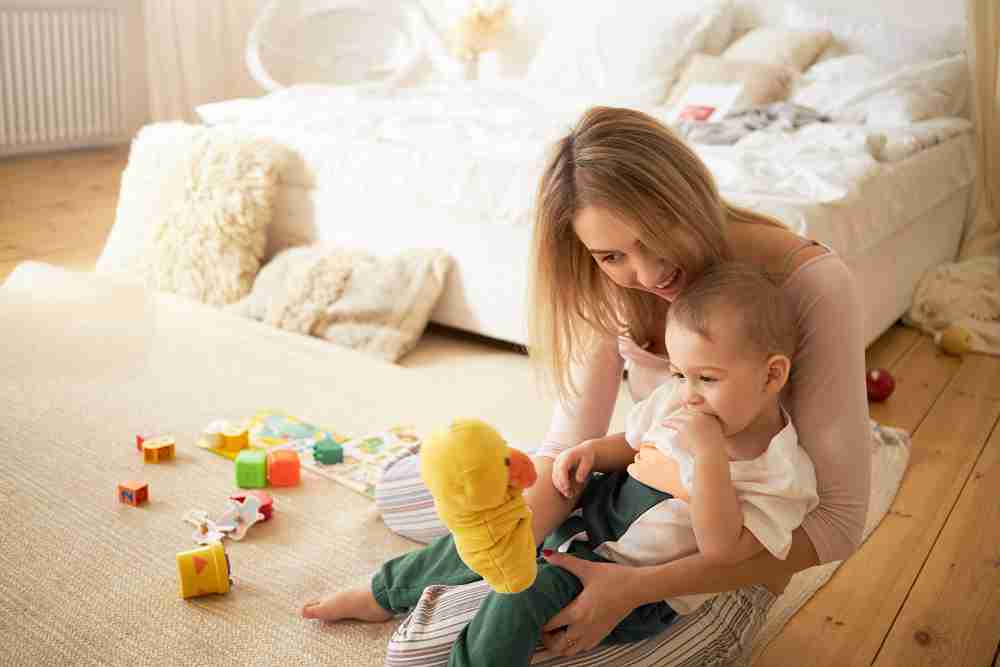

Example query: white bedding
[196,82,975,345]
[197,82,971,226]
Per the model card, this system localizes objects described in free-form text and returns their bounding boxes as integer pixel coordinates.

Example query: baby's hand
[553,443,595,499]
[662,408,724,457]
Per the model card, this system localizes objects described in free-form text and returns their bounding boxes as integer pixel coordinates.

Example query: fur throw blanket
[96,122,288,306]
[905,257,1000,356]
[228,244,452,362]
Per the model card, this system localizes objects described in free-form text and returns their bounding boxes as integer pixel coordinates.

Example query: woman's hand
[552,443,596,499]
[539,551,638,656]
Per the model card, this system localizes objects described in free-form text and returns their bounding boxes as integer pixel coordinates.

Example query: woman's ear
[764,354,791,394]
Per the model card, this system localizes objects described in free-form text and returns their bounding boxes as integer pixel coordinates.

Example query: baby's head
[666,262,796,436]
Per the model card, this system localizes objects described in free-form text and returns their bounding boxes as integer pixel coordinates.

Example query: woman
[376,106,871,665]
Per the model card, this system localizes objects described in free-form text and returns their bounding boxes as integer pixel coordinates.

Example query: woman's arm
[541,527,818,654]
[528,338,626,544]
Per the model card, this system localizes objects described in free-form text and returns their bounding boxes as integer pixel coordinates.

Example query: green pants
[371,472,678,667]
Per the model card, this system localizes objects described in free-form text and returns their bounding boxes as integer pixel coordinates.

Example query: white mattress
[267,130,973,346]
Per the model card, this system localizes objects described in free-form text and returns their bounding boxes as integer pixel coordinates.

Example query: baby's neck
[726,402,785,461]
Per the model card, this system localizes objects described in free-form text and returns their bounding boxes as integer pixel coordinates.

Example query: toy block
[235,449,268,488]
[221,421,249,453]
[142,435,176,463]
[136,434,145,451]
[176,541,231,599]
[313,437,343,464]
[201,419,228,449]
[230,490,273,521]
[267,450,300,487]
[118,480,149,506]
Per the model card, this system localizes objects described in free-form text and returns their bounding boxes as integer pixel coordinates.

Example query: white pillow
[525,0,736,105]
[784,1,966,69]
[722,26,832,72]
[667,55,797,111]
[792,54,970,125]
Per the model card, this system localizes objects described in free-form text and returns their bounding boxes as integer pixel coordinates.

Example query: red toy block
[118,481,148,506]
[267,450,300,487]
[229,490,273,521]
[136,434,145,451]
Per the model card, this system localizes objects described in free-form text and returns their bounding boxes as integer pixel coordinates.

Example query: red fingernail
[542,549,554,557]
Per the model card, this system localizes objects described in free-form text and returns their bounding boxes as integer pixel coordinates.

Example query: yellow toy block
[176,541,231,599]
[221,421,250,453]
[142,436,176,463]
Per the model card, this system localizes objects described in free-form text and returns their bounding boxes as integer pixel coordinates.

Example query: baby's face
[665,312,776,437]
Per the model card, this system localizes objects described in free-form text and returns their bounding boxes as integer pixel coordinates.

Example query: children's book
[198,410,421,499]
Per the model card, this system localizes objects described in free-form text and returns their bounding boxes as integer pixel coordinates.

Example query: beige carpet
[0,262,569,667]
[0,262,908,666]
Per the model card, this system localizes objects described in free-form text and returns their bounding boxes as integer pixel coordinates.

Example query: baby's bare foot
[300,588,392,622]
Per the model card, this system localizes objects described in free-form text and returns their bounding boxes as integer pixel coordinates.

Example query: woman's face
[573,206,688,302]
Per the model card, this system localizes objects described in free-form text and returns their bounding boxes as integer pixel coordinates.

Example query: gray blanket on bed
[674,102,829,145]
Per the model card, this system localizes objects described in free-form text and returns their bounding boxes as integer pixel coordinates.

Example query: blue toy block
[313,437,343,465]
[235,449,268,488]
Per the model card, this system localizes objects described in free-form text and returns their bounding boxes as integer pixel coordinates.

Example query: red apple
[866,368,896,402]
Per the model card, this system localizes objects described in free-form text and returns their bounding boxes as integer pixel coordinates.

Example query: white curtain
[143,0,265,122]
[961,0,1000,258]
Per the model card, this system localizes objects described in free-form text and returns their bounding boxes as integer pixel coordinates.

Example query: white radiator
[0,6,128,156]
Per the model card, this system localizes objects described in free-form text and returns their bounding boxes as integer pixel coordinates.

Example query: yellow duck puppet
[420,419,539,594]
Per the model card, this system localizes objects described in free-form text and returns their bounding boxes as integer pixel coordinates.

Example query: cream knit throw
[228,244,452,362]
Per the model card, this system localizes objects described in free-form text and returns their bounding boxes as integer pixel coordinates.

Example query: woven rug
[0,262,910,666]
[0,263,430,666]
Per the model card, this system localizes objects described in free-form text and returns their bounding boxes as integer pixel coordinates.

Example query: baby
[551,261,818,615]
[301,262,818,666]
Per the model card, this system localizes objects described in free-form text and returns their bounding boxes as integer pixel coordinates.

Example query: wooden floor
[2,147,999,666]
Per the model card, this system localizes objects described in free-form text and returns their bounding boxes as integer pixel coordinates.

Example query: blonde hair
[528,106,784,401]
[667,262,798,360]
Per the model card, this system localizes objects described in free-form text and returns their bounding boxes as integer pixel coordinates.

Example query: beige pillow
[722,26,833,72]
[96,122,288,306]
[228,244,452,363]
[666,54,797,110]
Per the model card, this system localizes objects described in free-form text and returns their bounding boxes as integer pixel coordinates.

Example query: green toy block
[235,449,268,488]
[313,438,343,465]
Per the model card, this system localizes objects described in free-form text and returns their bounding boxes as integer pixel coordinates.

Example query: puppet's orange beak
[507,448,537,490]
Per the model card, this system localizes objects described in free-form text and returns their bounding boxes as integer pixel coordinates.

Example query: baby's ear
[765,354,791,394]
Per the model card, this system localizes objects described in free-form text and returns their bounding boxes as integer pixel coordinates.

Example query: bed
[195,0,973,348]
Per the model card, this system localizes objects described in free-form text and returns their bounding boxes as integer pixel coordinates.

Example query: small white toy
[214,494,266,541]
[182,494,266,544]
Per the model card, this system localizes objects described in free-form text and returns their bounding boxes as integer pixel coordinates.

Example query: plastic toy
[230,490,273,521]
[866,368,896,402]
[936,324,974,356]
[420,418,538,594]
[142,435,176,463]
[313,436,343,464]
[135,434,146,452]
[221,421,250,453]
[267,450,300,486]
[214,494,265,540]
[118,480,148,506]
[176,541,231,599]
[235,449,267,488]
[183,510,227,544]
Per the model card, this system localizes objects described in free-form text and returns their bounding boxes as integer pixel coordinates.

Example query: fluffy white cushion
[228,244,452,362]
[667,55,797,111]
[784,1,966,69]
[792,54,969,125]
[525,0,736,105]
[721,26,832,72]
[97,123,288,306]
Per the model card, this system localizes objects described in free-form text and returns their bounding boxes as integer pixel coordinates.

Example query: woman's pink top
[536,251,871,564]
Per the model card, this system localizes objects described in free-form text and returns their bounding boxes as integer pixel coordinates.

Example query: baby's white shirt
[602,381,820,614]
